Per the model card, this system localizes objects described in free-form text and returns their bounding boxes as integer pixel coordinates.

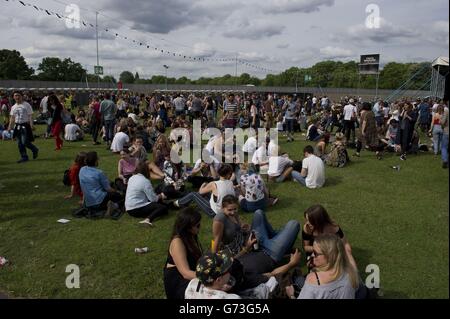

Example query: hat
[128,113,139,124]
[196,251,233,285]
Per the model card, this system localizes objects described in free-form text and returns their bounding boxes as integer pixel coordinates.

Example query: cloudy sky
[1,0,448,80]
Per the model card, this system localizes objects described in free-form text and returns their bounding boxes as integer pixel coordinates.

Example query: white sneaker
[139,219,154,226]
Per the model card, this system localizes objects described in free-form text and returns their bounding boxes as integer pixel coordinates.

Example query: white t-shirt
[110,131,130,153]
[185,278,241,299]
[251,142,278,165]
[242,136,257,154]
[268,155,293,177]
[312,97,317,104]
[64,123,81,141]
[10,102,33,124]
[40,96,48,113]
[343,104,357,121]
[302,155,325,188]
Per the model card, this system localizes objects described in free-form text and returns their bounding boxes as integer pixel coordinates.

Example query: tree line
[0,49,431,90]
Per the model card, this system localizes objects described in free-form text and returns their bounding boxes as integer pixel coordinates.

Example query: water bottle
[134,247,149,254]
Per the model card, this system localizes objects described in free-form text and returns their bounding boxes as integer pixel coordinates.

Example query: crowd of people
[1,88,449,299]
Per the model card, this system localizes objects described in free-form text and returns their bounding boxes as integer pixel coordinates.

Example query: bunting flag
[2,0,282,74]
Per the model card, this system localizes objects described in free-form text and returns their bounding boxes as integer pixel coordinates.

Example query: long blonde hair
[314,234,359,289]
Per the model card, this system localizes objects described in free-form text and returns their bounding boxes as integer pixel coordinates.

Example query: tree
[37,57,86,81]
[120,71,135,83]
[0,49,34,80]
[102,75,117,84]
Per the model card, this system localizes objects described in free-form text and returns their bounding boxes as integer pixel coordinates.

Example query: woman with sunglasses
[164,207,203,299]
[286,234,359,299]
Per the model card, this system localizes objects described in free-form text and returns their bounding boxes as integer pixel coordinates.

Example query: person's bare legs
[281,167,293,181]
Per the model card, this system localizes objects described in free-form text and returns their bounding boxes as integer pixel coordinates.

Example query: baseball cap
[196,251,233,285]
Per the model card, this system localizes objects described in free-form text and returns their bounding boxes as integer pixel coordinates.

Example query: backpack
[63,169,71,186]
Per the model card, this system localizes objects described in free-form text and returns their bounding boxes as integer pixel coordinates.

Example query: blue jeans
[432,126,443,155]
[240,197,267,213]
[251,210,300,263]
[442,133,448,163]
[104,119,116,143]
[17,131,38,160]
[291,171,306,186]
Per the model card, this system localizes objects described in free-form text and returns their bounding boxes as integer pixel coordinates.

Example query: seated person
[174,164,235,218]
[325,133,349,167]
[285,234,359,299]
[64,152,87,205]
[315,133,330,160]
[267,146,294,183]
[129,136,147,162]
[79,151,123,214]
[187,158,218,190]
[185,251,279,299]
[117,148,138,187]
[110,125,130,153]
[242,132,258,157]
[306,121,323,141]
[291,145,325,189]
[251,136,278,174]
[164,208,203,299]
[239,163,278,213]
[64,121,84,141]
[238,110,250,129]
[125,161,168,226]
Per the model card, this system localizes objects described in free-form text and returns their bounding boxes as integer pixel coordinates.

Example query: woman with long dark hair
[164,207,203,299]
[48,94,64,150]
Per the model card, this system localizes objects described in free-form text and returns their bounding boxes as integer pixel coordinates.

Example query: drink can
[134,247,149,254]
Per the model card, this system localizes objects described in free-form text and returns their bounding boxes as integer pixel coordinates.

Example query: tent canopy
[432,57,449,74]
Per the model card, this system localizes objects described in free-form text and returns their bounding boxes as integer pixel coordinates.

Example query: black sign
[359,54,380,74]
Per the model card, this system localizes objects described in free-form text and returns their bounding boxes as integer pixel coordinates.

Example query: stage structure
[430,57,449,101]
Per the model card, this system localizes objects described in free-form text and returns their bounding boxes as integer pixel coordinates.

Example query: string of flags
[3,0,280,74]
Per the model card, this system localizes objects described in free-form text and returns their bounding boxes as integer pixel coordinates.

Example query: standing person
[263,95,274,129]
[283,95,297,142]
[38,93,51,138]
[100,93,117,149]
[48,95,64,151]
[396,103,415,161]
[354,102,377,157]
[164,207,203,299]
[90,96,102,145]
[8,91,39,163]
[441,104,449,168]
[222,93,238,129]
[173,94,186,117]
[125,161,168,226]
[429,104,445,157]
[291,145,325,189]
[343,99,357,144]
[417,98,431,133]
[372,100,384,128]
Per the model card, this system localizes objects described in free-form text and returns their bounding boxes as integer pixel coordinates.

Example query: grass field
[0,124,448,299]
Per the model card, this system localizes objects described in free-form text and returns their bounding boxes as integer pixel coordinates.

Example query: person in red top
[90,96,102,145]
[65,152,87,205]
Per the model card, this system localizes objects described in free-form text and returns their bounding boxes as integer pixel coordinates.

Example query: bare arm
[199,181,215,195]
[264,249,301,277]
[212,220,224,253]
[169,238,197,280]
[300,168,307,178]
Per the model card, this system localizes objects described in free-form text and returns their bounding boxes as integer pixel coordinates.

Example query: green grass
[0,124,448,299]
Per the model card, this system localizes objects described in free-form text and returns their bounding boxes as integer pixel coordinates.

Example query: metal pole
[295,69,299,93]
[375,72,380,102]
[96,11,99,89]
[235,53,238,90]
[165,68,168,91]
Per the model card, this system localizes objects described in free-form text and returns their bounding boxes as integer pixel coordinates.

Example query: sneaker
[17,158,29,163]
[139,219,154,226]
[400,154,406,161]
[33,149,39,159]
[173,200,180,208]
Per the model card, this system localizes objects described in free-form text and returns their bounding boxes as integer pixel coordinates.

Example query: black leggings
[99,192,124,210]
[127,202,168,222]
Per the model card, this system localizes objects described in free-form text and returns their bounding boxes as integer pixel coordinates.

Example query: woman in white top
[125,161,168,226]
[174,164,235,218]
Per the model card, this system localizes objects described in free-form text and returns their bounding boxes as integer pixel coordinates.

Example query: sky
[1,0,448,80]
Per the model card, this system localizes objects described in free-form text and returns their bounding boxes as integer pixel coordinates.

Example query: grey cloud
[277,43,290,49]
[346,18,419,43]
[264,0,334,14]
[223,23,285,40]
